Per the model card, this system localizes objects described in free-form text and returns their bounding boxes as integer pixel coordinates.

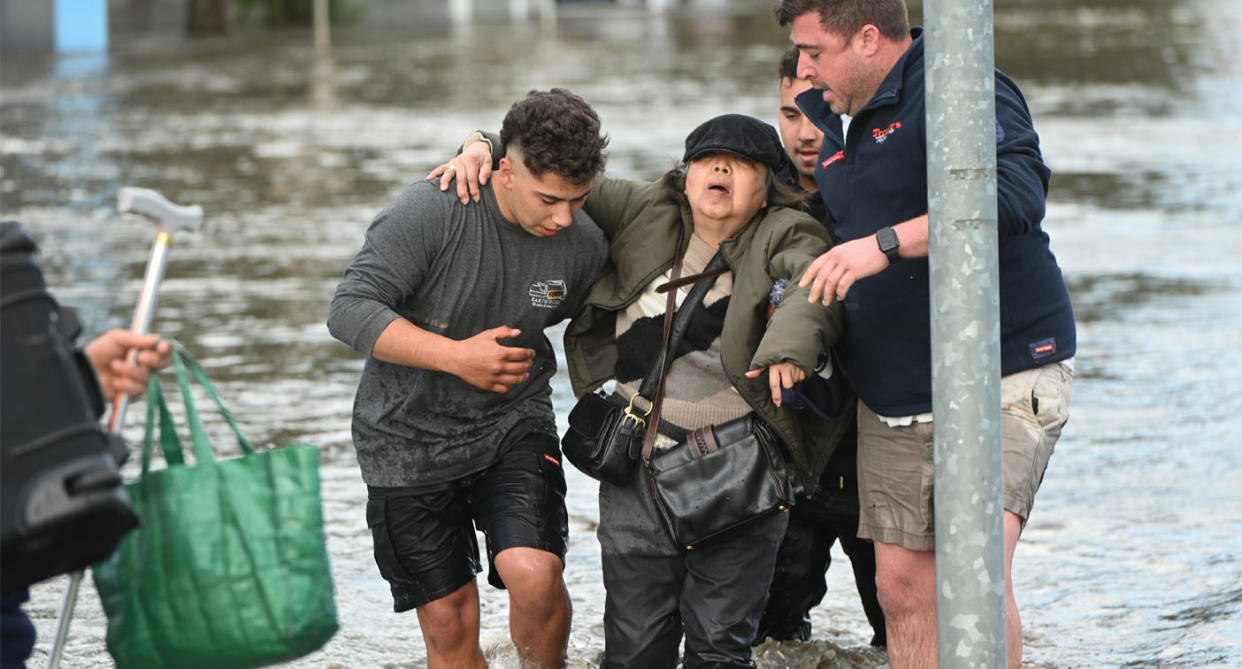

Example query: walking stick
[46,187,203,669]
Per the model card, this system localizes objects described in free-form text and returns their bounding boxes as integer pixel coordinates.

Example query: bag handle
[168,340,255,465]
[141,367,184,476]
[138,339,256,475]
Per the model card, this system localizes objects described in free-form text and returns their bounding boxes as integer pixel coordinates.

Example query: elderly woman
[444,114,849,669]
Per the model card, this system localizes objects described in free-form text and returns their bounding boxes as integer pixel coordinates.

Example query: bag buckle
[622,392,650,429]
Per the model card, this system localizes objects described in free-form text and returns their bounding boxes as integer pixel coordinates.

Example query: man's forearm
[891,214,930,259]
[369,317,535,394]
[370,318,456,373]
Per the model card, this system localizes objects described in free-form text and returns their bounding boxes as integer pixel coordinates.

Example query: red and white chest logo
[872,122,902,143]
[821,150,845,168]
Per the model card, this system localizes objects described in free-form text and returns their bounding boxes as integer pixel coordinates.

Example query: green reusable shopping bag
[92,342,338,668]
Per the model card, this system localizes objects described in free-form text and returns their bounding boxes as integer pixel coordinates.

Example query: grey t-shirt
[328,179,607,486]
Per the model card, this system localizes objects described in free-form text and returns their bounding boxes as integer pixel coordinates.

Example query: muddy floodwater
[3,0,1241,666]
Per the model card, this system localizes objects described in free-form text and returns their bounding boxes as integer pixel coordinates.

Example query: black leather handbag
[647,414,794,550]
[561,390,649,486]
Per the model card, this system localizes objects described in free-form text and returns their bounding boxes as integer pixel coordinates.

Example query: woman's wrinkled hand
[745,362,806,407]
[425,141,494,204]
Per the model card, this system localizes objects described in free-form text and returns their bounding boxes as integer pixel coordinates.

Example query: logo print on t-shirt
[529,279,567,309]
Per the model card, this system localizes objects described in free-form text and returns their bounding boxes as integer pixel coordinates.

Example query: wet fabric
[328,180,607,486]
[756,424,886,647]
[367,425,567,611]
[597,464,788,668]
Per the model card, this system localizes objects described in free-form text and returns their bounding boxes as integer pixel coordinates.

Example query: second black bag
[1,221,139,593]
[561,391,646,486]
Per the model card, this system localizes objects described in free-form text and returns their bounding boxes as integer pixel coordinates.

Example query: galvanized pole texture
[924,0,1007,666]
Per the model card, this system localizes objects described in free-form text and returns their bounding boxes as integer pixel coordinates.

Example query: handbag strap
[640,250,729,461]
[634,240,686,403]
[638,247,685,457]
[654,264,731,294]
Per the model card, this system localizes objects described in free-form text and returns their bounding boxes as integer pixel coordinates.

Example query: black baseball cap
[682,114,793,176]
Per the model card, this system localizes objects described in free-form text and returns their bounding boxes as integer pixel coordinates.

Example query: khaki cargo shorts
[855,362,1073,551]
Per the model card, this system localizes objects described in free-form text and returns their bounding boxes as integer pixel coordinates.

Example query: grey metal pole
[924,0,1007,666]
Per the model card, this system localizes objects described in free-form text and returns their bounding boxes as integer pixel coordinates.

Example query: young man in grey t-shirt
[328,89,608,669]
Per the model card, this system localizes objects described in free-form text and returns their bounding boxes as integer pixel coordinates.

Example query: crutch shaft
[107,231,171,433]
[47,189,198,669]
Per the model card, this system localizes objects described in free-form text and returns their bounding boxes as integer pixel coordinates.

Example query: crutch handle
[118,187,203,233]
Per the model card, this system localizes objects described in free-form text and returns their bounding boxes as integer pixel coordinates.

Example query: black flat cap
[682,114,792,176]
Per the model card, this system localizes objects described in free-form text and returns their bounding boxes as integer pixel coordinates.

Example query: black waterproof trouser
[598,463,788,669]
[754,423,887,647]
[755,493,886,646]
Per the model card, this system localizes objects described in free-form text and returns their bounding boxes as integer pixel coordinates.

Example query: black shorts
[366,426,568,612]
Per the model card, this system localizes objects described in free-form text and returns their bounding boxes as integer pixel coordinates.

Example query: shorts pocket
[534,436,569,547]
[366,497,415,583]
[1031,364,1073,434]
[536,438,568,502]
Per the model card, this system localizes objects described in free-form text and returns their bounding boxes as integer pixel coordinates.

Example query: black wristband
[876,226,901,265]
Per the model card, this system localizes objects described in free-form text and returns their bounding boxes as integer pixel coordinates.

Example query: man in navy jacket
[774,1,1076,667]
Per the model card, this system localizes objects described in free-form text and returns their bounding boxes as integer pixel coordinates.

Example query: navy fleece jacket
[797,28,1075,416]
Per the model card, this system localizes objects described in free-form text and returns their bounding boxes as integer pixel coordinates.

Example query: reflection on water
[1067,274,1212,324]
[3,0,1241,666]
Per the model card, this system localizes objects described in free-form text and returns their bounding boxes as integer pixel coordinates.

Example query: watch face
[877,227,899,252]
[877,226,900,263]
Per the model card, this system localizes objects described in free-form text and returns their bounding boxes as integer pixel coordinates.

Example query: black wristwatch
[876,226,901,265]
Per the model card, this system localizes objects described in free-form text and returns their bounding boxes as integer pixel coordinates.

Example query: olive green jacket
[564,176,853,490]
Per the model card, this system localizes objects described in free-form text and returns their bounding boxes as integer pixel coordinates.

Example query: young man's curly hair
[499,88,609,184]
